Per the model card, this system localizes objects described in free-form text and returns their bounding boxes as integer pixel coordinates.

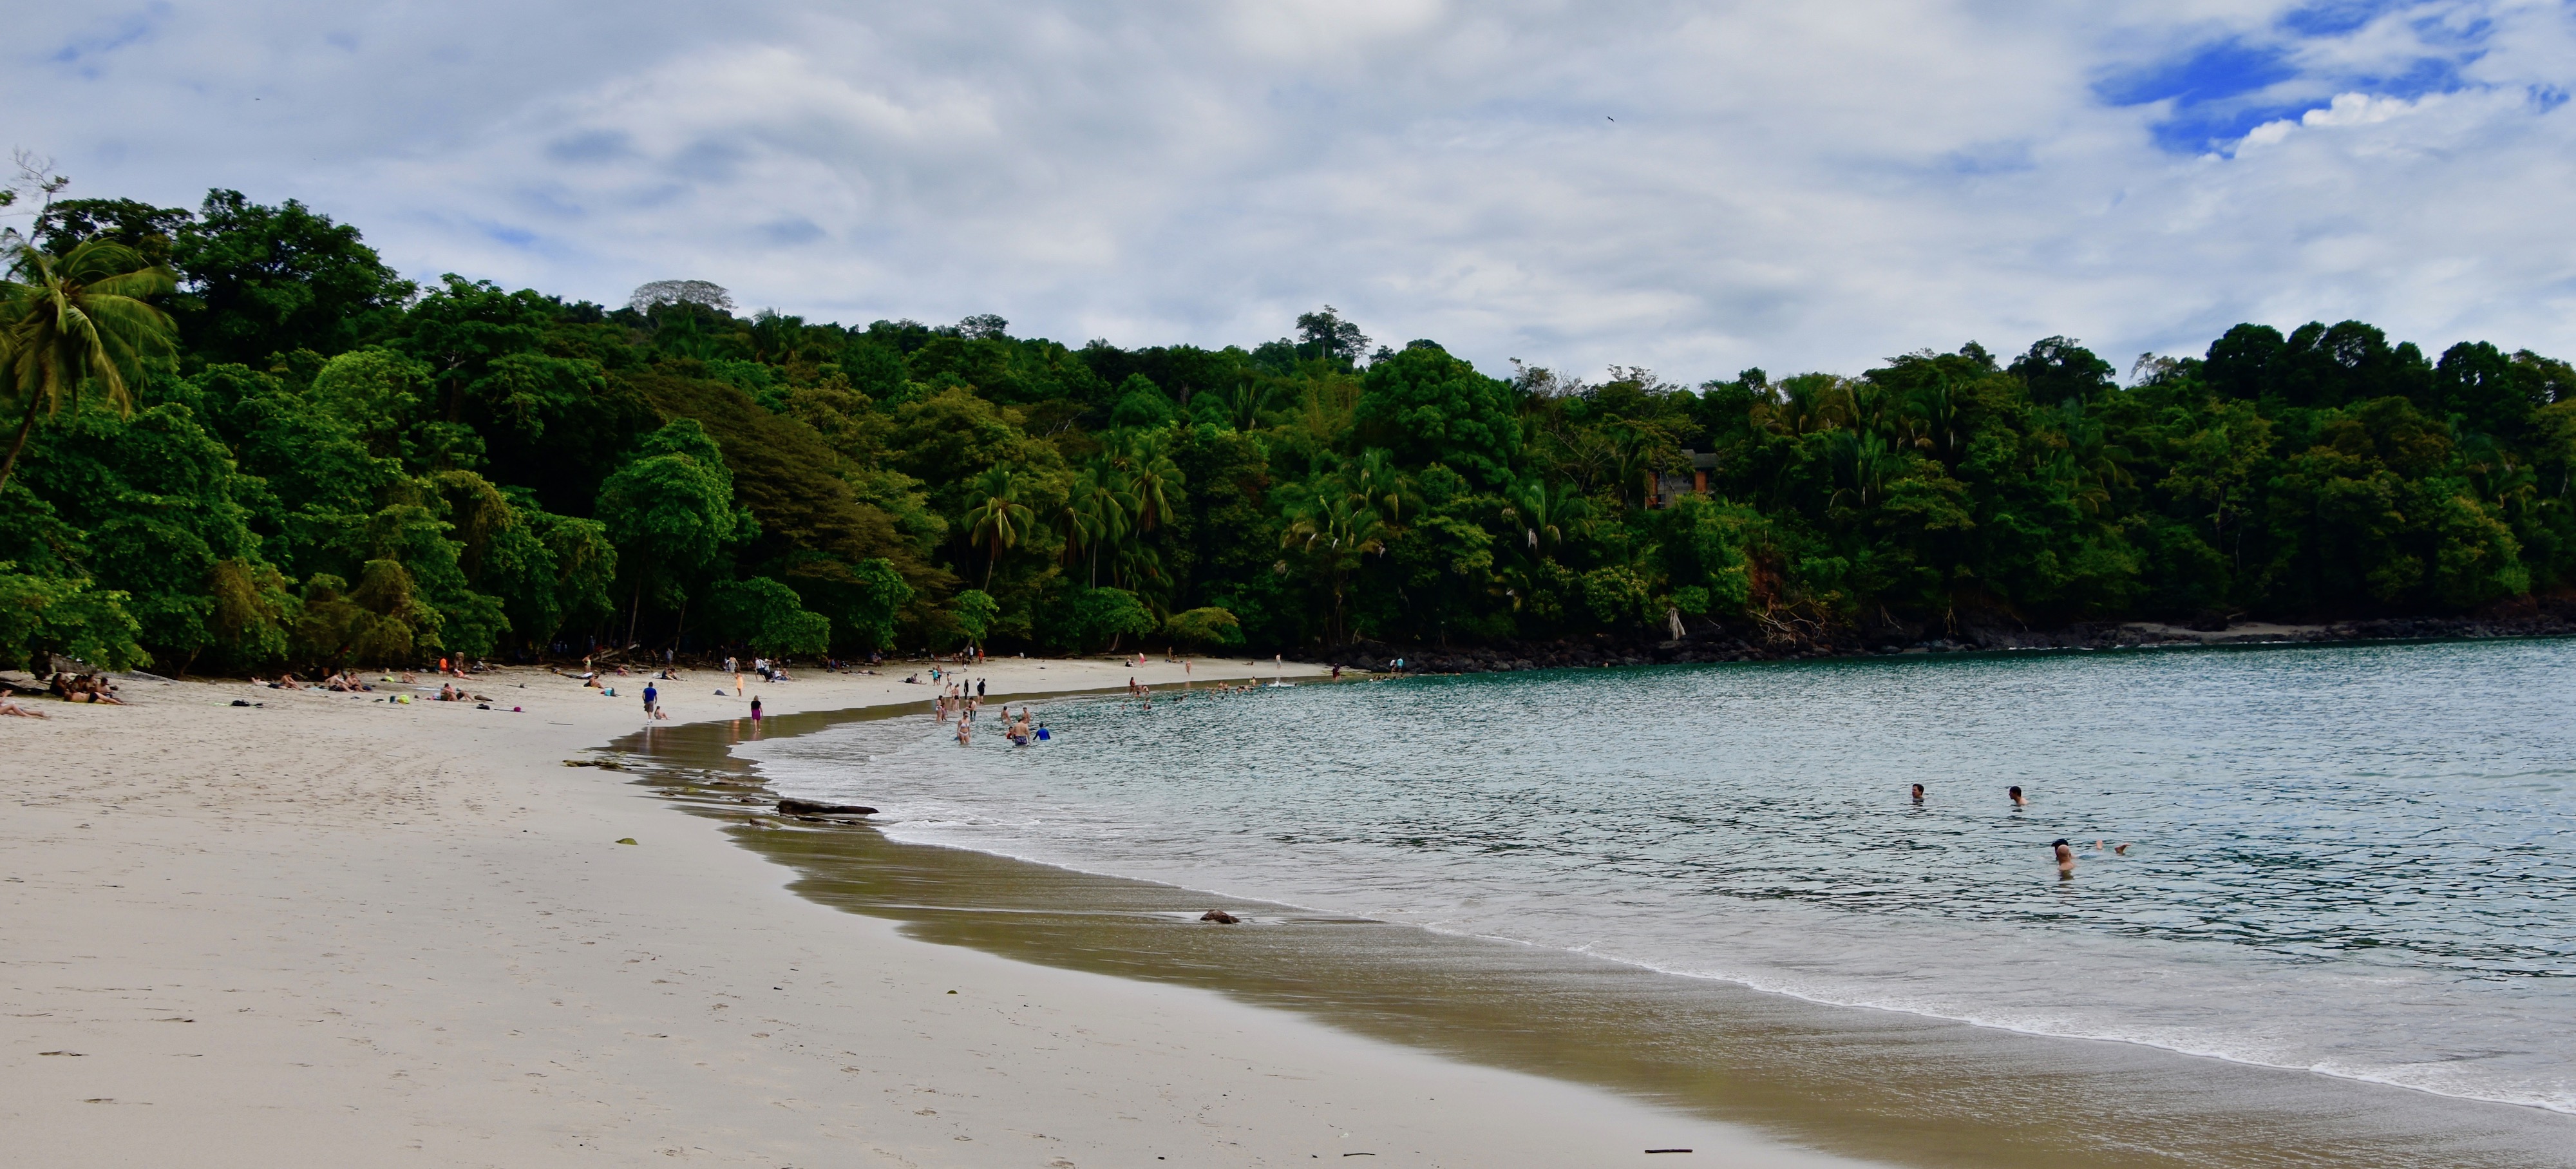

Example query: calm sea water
[747,641,2576,1113]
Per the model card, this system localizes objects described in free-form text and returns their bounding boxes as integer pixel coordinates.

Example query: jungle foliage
[6,184,2576,673]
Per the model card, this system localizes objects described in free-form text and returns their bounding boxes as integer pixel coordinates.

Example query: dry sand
[1,658,1871,1167]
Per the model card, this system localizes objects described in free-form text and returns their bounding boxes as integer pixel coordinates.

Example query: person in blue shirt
[641,683,658,718]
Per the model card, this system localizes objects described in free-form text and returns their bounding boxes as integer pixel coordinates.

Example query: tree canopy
[5,180,2575,674]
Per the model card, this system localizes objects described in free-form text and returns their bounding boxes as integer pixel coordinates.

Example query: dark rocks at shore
[777,799,877,817]
[1298,605,2576,676]
[1199,909,1241,924]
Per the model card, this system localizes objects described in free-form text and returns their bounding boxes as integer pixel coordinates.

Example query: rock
[1199,909,1240,924]
[778,799,878,817]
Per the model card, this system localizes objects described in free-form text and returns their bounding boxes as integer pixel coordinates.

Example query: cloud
[8,0,2576,383]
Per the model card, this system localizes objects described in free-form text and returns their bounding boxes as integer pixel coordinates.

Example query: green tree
[0,239,179,488]
[1057,586,1157,652]
[962,464,1036,587]
[1354,343,1520,488]
[594,419,753,644]
[950,587,1001,645]
[1163,605,1243,647]
[710,575,831,656]
[0,559,146,670]
[171,189,414,365]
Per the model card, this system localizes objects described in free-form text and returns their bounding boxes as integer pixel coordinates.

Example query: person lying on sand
[56,678,126,705]
[0,696,48,717]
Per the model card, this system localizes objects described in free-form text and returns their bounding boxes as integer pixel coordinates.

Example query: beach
[0,660,1861,1167]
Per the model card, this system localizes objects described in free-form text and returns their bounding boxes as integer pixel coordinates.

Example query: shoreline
[1,656,1864,1166]
[624,681,2576,1168]
[1313,612,2576,674]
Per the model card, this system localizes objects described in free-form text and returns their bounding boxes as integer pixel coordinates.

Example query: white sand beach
[1,659,1866,1167]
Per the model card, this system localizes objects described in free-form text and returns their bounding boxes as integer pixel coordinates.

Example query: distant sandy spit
[0,658,1864,1168]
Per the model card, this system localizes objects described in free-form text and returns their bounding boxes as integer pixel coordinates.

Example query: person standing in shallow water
[2009,785,2027,808]
[2053,838,2077,876]
[750,696,762,723]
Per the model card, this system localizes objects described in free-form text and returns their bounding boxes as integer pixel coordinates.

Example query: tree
[171,189,413,365]
[1354,342,1520,489]
[1059,586,1157,652]
[0,239,178,489]
[950,588,1001,645]
[710,575,831,656]
[1278,476,1389,643]
[1294,306,1371,367]
[2009,336,2116,404]
[33,197,193,265]
[962,464,1034,587]
[628,280,734,314]
[594,419,752,643]
[0,559,146,671]
[1164,605,1243,647]
[1060,465,1135,587]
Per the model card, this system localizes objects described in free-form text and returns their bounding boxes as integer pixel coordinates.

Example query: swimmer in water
[2052,837,2076,874]
[2009,785,2027,808]
[1910,783,1925,803]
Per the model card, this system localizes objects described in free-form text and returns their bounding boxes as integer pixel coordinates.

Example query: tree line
[4,178,2573,674]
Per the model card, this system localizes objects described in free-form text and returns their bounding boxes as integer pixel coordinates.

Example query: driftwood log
[777,799,877,817]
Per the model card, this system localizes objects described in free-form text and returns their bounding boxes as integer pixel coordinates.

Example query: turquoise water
[750,640,2576,1113]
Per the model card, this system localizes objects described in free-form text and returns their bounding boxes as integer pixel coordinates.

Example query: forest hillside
[6,187,2575,674]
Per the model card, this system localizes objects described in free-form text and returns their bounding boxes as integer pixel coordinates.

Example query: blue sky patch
[2096,38,2296,109]
[2281,1,2409,37]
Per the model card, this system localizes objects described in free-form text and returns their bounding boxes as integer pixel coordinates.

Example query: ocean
[743,639,2576,1117]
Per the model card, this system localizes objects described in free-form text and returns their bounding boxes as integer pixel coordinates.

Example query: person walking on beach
[976,678,986,699]
[642,682,658,719]
[750,696,763,723]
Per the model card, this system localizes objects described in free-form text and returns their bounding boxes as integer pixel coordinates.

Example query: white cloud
[8,1,2576,381]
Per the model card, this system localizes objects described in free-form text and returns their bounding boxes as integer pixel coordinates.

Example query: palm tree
[1280,480,1388,643]
[1350,448,1412,524]
[1061,464,1136,587]
[961,464,1034,588]
[1227,379,1277,431]
[1504,479,1587,556]
[0,239,178,489]
[1128,449,1184,533]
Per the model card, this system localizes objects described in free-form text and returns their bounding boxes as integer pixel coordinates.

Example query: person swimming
[2052,837,2077,874]
[2009,785,2027,808]
[1910,783,1925,803]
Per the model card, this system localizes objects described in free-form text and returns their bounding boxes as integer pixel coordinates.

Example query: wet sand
[0,658,1863,1166]
[618,697,2576,1168]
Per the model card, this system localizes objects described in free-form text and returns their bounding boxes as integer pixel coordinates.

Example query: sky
[12,1,2576,384]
